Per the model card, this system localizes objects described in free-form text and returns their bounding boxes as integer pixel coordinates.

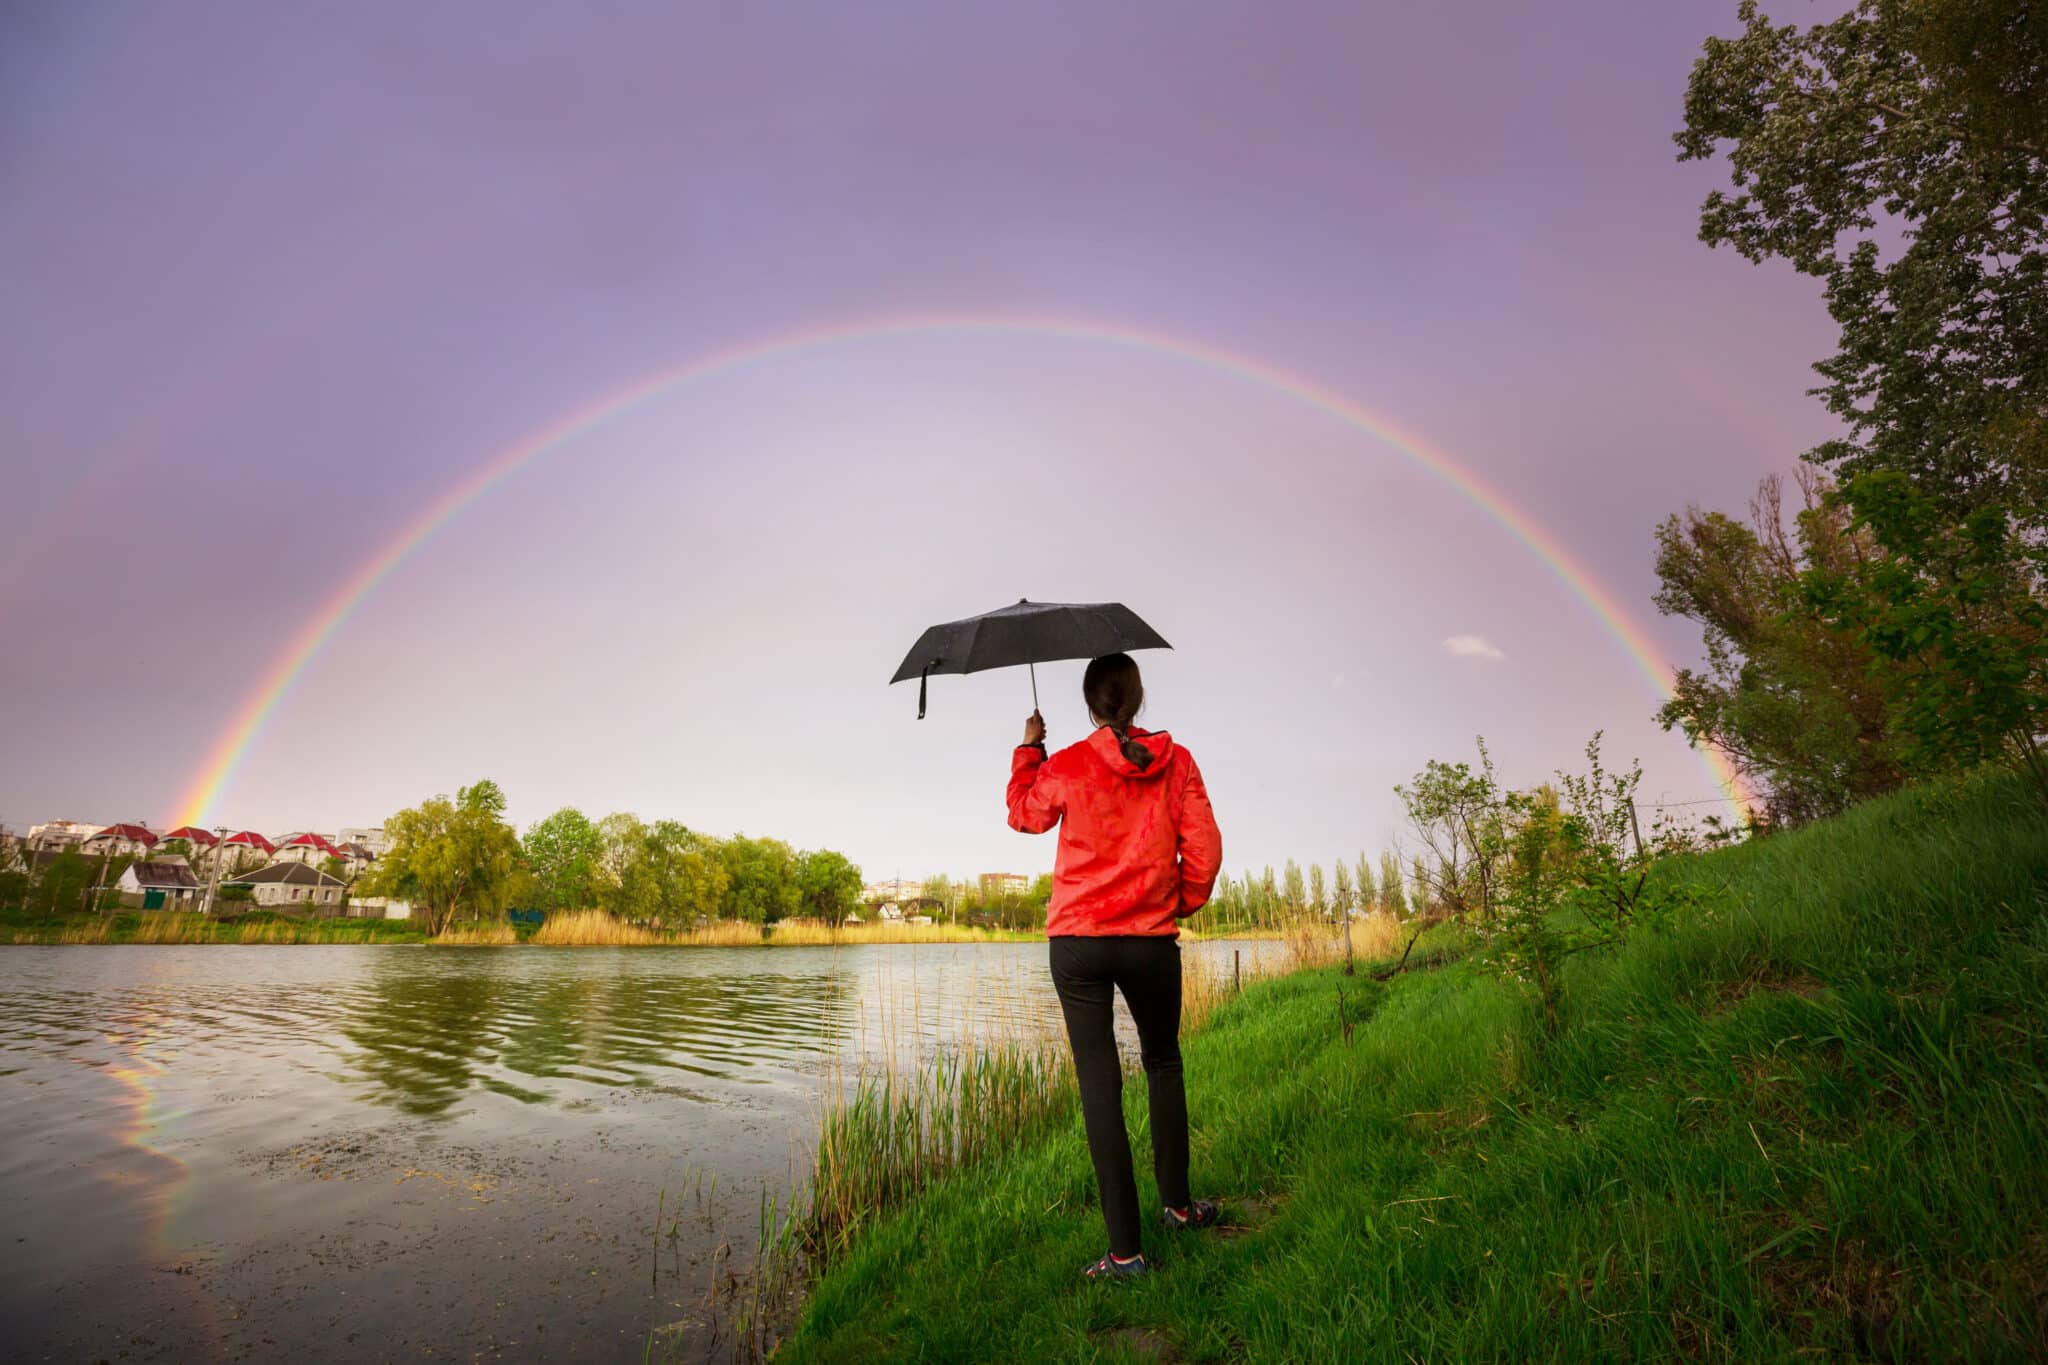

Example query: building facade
[225,861,348,911]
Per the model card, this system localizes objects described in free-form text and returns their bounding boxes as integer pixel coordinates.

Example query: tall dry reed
[673,919,767,946]
[526,909,658,945]
[435,921,518,945]
[770,918,1039,946]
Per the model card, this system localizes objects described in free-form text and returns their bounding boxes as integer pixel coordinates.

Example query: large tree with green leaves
[522,807,604,912]
[1678,0,2047,521]
[719,835,801,923]
[639,820,730,924]
[363,779,524,935]
[1655,472,1906,823]
[795,849,864,922]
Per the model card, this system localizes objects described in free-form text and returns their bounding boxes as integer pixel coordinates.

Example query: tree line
[1203,852,1420,929]
[361,779,863,936]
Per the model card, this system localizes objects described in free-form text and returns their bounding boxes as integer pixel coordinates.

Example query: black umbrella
[890,598,1171,718]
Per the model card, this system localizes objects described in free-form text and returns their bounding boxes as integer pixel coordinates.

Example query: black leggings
[1048,934,1191,1257]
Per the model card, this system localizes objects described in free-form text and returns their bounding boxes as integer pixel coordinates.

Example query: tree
[1802,472,2048,802]
[1330,860,1354,920]
[1378,852,1406,918]
[719,835,800,923]
[1654,472,1906,824]
[925,874,955,922]
[1281,860,1306,914]
[1408,856,1433,918]
[1677,0,2048,525]
[796,850,864,922]
[1396,742,1514,919]
[1307,863,1328,918]
[592,813,648,918]
[640,820,729,924]
[30,849,92,918]
[1352,854,1375,917]
[523,807,604,912]
[361,779,524,935]
[1028,872,1055,927]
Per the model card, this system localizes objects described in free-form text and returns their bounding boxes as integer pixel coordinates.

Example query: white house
[117,858,202,906]
[28,820,100,853]
[225,861,347,911]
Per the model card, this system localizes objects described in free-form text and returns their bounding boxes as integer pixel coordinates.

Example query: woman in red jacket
[1007,652,1225,1280]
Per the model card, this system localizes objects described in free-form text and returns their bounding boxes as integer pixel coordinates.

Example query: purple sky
[1,2,1845,884]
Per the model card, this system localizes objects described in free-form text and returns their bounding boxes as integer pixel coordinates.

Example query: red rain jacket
[1007,726,1223,937]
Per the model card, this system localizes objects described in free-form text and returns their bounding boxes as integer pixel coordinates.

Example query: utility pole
[201,826,227,917]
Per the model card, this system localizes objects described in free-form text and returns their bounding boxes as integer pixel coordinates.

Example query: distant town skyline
[1,2,1845,879]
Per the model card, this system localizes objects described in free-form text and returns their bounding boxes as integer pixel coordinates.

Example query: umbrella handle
[919,663,931,720]
[1029,661,1038,710]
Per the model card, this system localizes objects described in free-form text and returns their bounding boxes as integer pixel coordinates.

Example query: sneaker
[1162,1200,1220,1231]
[1083,1250,1149,1280]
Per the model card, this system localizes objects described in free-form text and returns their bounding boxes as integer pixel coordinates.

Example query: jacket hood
[1087,725,1175,779]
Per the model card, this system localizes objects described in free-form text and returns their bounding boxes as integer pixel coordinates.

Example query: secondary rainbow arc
[172,314,1752,825]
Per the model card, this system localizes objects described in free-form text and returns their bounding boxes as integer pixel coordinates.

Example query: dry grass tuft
[524,910,653,945]
[434,921,518,946]
[672,918,767,946]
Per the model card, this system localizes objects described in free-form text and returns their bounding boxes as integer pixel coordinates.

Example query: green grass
[779,772,2048,1362]
[2,906,430,944]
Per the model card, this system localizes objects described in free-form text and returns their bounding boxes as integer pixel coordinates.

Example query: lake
[0,940,1282,1362]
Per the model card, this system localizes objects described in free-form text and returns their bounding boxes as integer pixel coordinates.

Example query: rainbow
[173,315,1752,824]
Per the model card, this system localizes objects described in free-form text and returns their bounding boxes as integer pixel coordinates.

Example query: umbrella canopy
[890,598,1171,717]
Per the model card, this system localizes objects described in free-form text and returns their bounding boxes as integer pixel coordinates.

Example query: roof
[159,826,221,846]
[126,861,202,890]
[88,823,158,845]
[278,832,341,856]
[334,842,378,860]
[224,861,347,888]
[222,831,276,852]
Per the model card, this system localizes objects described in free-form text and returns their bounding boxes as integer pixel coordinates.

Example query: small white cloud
[1443,634,1505,662]
[1331,672,1348,690]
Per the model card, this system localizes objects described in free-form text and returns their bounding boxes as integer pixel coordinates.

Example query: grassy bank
[4,909,430,944]
[780,773,2048,1361]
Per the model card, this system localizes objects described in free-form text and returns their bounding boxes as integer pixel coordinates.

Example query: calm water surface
[0,940,1280,1362]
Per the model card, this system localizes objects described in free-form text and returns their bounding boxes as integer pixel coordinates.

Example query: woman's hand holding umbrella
[1022,710,1046,746]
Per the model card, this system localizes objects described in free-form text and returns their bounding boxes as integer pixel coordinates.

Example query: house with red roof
[214,830,277,877]
[275,833,344,868]
[80,824,158,859]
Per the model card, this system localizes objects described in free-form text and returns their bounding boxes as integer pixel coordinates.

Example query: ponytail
[1082,653,1154,770]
